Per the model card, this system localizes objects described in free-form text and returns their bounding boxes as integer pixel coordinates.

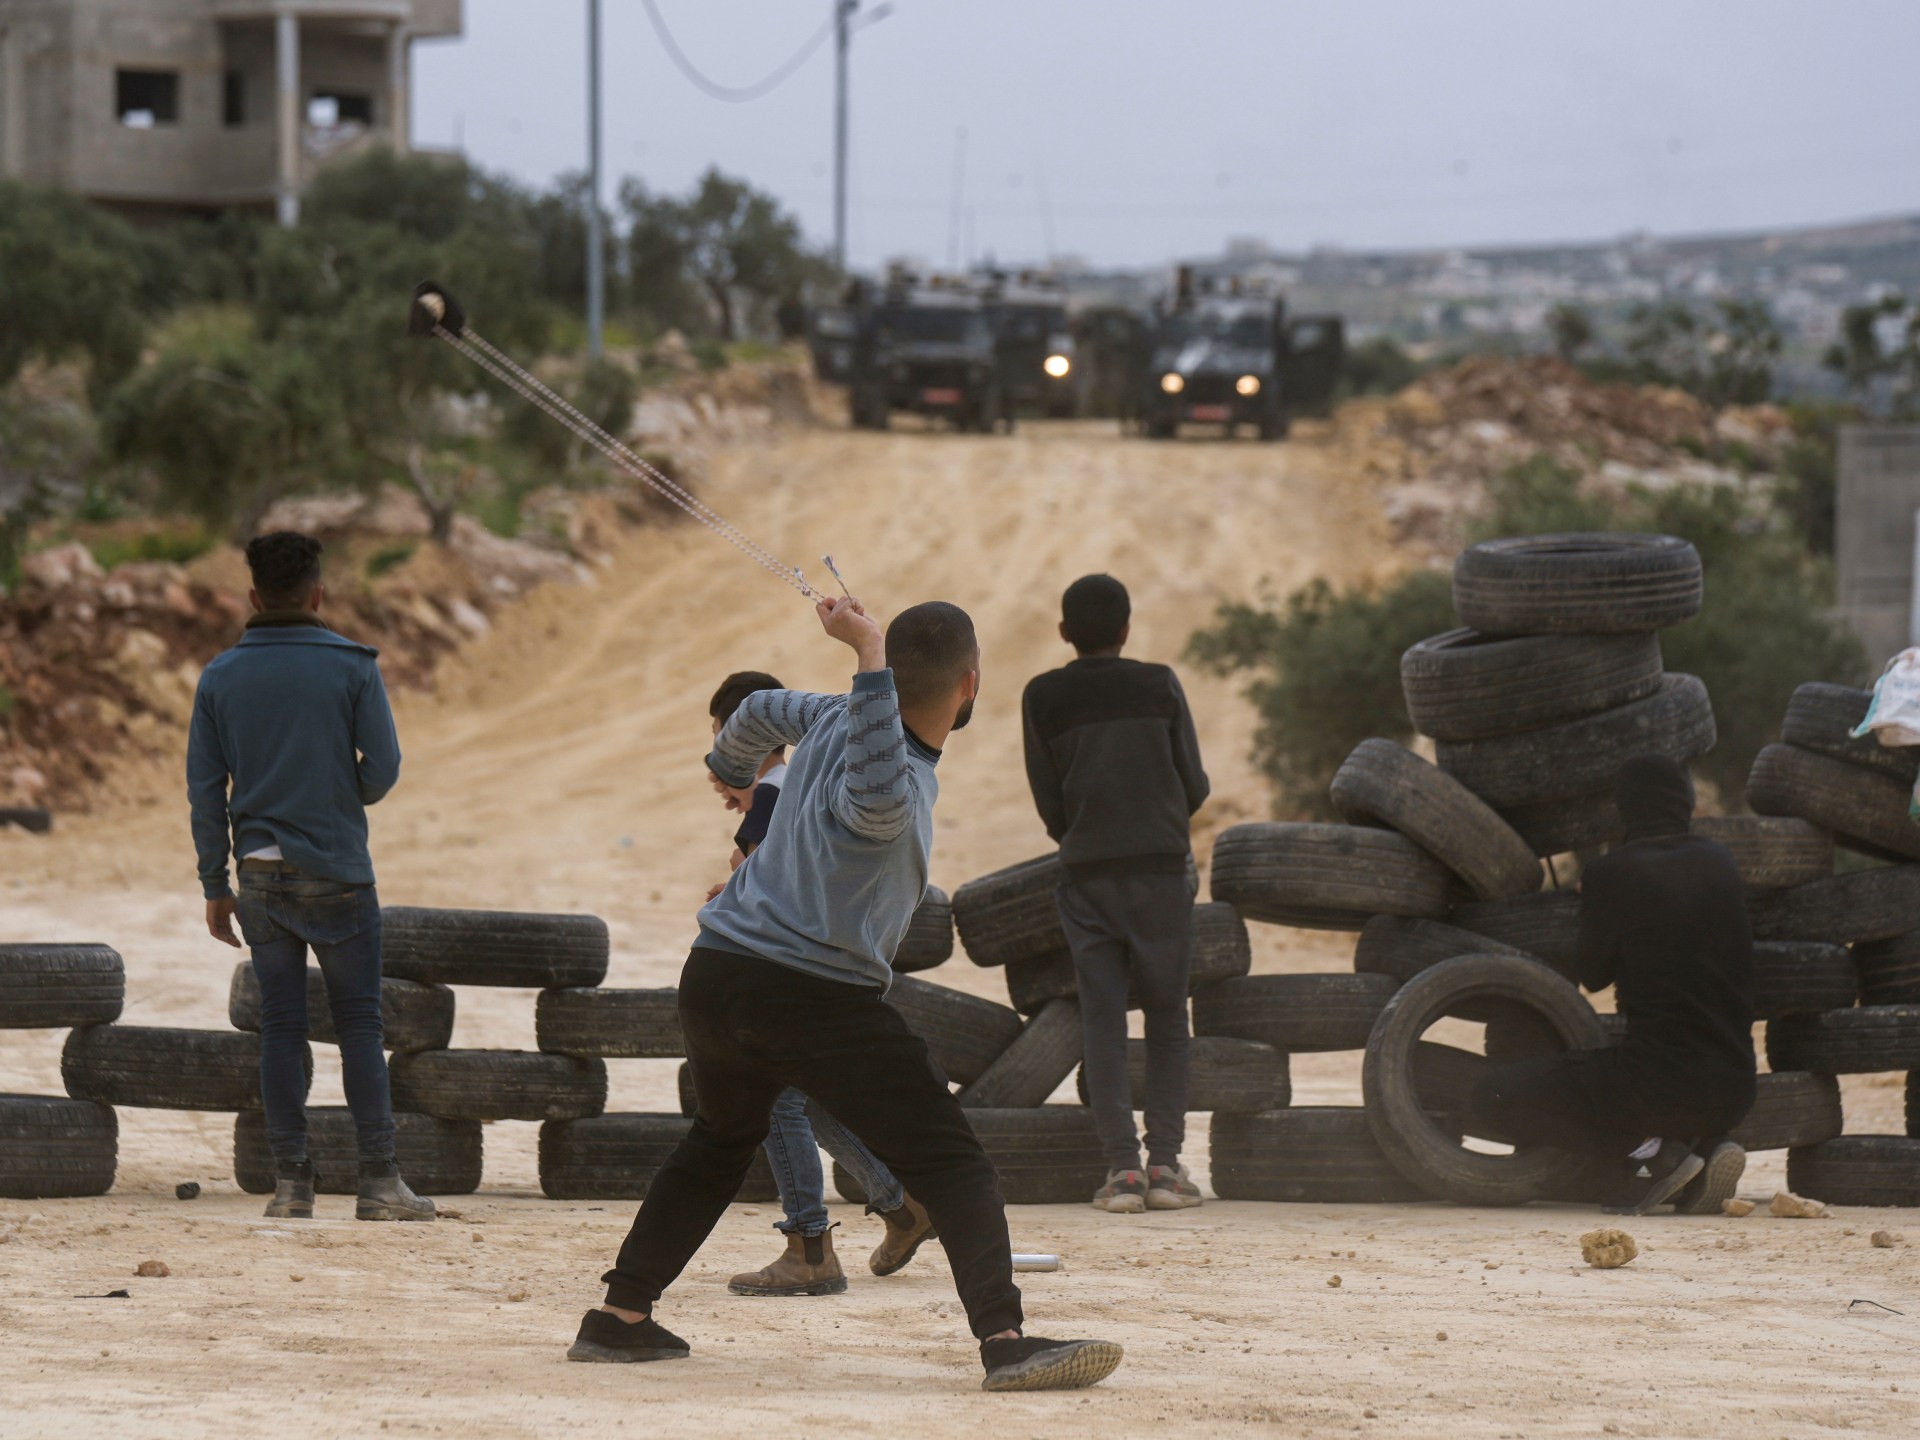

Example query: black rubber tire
[958,999,1083,1108]
[1451,532,1703,636]
[379,907,609,988]
[894,887,955,974]
[233,1110,483,1195]
[1363,952,1608,1205]
[835,1106,1109,1206]
[1331,739,1541,900]
[1730,1072,1843,1152]
[1450,890,1582,974]
[226,963,454,1053]
[1210,1107,1428,1203]
[387,1050,607,1122]
[1751,942,1858,1021]
[1400,629,1666,742]
[1481,1005,1619,1062]
[1208,823,1455,930]
[1747,744,1920,862]
[1765,1006,1920,1075]
[1354,915,1533,988]
[1748,865,1920,945]
[885,974,1025,1087]
[0,1093,116,1198]
[953,855,1066,968]
[536,988,682,1059]
[1856,931,1920,1006]
[0,807,52,834]
[1496,791,1624,857]
[61,1025,305,1112]
[538,1114,777,1202]
[1783,682,1920,784]
[1192,973,1398,1053]
[1073,1035,1290,1114]
[1003,902,1250,1015]
[1692,816,1833,889]
[1786,1136,1920,1208]
[0,944,125,1029]
[1435,674,1716,810]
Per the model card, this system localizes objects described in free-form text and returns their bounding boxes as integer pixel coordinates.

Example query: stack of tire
[232,906,614,1196]
[948,855,1283,1202]
[536,890,962,1205]
[1743,682,1920,1207]
[1,944,123,1199]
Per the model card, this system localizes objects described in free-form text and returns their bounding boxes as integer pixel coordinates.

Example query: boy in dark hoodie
[1473,754,1757,1216]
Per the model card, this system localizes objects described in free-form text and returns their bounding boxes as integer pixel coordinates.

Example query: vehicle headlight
[1160,372,1185,395]
[1043,354,1071,379]
[1236,374,1261,396]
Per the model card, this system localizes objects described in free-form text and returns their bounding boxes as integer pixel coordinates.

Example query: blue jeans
[235,868,396,1171]
[762,1086,905,1236]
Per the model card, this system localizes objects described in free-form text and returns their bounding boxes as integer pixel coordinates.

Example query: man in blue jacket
[187,531,433,1224]
[568,595,1123,1393]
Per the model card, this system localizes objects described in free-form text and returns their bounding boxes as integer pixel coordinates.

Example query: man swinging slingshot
[411,284,1124,1393]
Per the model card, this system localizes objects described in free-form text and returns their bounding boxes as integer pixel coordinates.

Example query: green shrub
[89,527,216,571]
[365,542,416,578]
[1189,454,1868,817]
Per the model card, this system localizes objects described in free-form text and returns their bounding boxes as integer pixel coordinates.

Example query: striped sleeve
[706,689,840,787]
[829,668,918,841]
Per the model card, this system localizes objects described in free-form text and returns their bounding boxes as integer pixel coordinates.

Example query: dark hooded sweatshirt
[1574,756,1756,1123]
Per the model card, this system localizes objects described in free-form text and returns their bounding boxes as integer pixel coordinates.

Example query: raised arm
[186,681,234,900]
[706,688,843,787]
[817,595,920,842]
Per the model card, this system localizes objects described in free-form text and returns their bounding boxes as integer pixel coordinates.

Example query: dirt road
[3,420,1915,1436]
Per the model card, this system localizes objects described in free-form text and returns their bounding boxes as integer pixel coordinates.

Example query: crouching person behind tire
[1472,754,1756,1217]
[186,531,433,1223]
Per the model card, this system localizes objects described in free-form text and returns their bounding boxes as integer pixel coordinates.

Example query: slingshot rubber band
[410,282,824,602]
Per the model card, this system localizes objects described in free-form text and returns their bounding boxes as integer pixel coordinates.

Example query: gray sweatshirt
[696,668,937,991]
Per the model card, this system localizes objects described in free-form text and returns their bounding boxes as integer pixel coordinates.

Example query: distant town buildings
[0,0,462,223]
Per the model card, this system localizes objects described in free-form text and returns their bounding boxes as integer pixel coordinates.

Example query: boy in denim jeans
[187,531,434,1223]
[704,672,935,1295]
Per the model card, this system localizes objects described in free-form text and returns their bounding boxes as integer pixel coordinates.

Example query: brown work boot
[870,1195,938,1276]
[726,1228,849,1296]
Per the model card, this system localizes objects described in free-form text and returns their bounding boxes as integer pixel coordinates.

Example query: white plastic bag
[1853,649,1920,748]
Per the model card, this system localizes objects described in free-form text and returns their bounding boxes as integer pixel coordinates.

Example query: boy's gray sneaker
[1673,1140,1746,1215]
[264,1166,316,1220]
[1092,1168,1146,1214]
[356,1171,437,1222]
[1146,1163,1204,1210]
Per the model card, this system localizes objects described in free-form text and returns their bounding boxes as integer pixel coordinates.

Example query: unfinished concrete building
[0,0,462,223]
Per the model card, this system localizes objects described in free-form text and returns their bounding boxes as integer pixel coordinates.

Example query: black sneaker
[1604,1140,1704,1217]
[1673,1140,1746,1215]
[566,1309,691,1364]
[980,1335,1124,1393]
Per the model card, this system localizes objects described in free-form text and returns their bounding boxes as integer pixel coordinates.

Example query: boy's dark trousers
[1055,872,1194,1172]
[602,948,1024,1339]
[1472,1048,1754,1161]
[235,862,396,1169]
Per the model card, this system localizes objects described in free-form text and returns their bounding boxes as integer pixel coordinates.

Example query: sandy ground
[4,419,1918,1437]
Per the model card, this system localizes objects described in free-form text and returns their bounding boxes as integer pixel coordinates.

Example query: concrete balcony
[207,0,461,37]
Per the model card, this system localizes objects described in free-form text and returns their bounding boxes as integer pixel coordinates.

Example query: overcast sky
[413,0,1920,271]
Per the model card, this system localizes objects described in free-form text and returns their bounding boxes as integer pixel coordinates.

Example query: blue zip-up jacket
[186,620,401,899]
[696,668,935,991]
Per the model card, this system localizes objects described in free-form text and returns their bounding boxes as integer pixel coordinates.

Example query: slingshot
[408,281,827,602]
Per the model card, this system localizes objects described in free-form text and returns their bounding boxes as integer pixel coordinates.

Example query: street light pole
[833,0,854,272]
[586,0,605,359]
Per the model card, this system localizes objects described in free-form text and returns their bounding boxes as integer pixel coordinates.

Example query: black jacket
[1021,655,1210,883]
[1576,756,1756,1113]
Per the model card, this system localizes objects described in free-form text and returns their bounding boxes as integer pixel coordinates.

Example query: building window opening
[116,69,180,128]
[224,69,245,127]
[308,91,373,128]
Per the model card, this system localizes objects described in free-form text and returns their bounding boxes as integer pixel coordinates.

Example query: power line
[639,0,836,103]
